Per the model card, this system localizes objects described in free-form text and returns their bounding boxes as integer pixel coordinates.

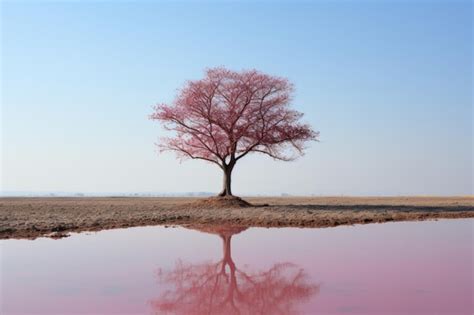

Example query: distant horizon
[1,190,472,198]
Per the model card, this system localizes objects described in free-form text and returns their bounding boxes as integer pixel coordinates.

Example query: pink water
[1,219,472,315]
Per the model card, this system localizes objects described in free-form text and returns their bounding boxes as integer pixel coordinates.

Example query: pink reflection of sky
[1,219,473,315]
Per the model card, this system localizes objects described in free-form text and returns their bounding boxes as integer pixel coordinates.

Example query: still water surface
[1,219,473,315]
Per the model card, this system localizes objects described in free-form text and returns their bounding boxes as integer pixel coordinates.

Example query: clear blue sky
[1,0,472,196]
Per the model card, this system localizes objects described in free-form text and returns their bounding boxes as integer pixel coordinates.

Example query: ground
[1,196,473,239]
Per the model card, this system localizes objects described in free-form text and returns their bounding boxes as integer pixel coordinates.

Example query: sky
[1,0,472,196]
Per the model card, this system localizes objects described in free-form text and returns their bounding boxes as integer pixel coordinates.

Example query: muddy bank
[0,196,473,239]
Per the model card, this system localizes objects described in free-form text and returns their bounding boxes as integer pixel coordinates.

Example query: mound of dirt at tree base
[189,196,253,208]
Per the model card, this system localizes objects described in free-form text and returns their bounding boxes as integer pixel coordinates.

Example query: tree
[150,225,319,314]
[150,67,318,196]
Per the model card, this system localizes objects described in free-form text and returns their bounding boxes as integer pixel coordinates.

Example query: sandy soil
[1,196,473,239]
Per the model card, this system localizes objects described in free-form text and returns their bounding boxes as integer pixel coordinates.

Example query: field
[1,196,473,239]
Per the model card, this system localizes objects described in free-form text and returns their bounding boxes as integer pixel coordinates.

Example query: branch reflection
[151,226,319,314]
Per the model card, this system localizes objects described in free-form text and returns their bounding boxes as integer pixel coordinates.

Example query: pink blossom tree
[150,67,318,196]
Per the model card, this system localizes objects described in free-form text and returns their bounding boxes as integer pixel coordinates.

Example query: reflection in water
[150,226,319,314]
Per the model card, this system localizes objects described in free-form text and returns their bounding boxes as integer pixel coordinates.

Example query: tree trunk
[218,166,233,196]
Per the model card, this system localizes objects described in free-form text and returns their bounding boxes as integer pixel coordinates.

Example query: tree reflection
[150,226,319,315]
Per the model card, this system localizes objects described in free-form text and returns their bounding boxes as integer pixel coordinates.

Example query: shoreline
[1,196,473,240]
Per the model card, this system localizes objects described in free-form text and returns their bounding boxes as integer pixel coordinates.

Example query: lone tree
[150,67,318,196]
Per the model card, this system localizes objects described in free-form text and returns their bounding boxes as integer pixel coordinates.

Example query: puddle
[1,219,472,314]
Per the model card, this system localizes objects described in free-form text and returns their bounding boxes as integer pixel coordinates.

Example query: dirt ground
[1,196,473,239]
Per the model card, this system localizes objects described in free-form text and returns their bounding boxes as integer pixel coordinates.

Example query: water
[1,219,472,315]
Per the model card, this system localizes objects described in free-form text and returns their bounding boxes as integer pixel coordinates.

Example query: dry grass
[0,196,472,239]
[191,196,253,208]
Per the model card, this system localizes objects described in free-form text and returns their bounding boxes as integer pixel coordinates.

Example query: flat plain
[1,196,473,239]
